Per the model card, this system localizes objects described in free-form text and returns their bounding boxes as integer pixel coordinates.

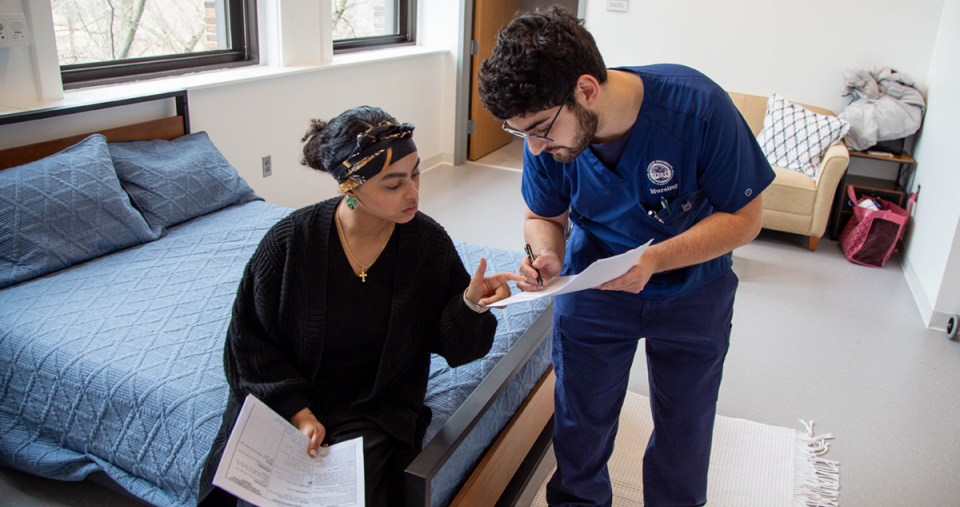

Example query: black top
[199,197,498,503]
[319,217,396,423]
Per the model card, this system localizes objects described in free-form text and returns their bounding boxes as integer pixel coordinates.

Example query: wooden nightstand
[848,150,916,184]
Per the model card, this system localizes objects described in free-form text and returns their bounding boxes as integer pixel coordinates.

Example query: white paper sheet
[493,239,653,307]
[213,395,365,507]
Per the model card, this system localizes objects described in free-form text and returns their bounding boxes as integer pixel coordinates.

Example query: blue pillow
[108,131,260,230]
[0,134,162,289]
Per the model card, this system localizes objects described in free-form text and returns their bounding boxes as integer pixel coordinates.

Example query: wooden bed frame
[0,91,557,507]
[406,311,555,507]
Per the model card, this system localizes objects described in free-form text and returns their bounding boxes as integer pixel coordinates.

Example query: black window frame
[60,0,259,89]
[333,0,415,53]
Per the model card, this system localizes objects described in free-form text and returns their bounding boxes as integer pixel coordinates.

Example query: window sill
[1,45,448,116]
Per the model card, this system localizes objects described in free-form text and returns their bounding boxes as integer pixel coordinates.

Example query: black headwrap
[330,120,417,192]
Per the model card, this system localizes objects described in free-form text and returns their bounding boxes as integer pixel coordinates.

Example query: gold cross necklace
[335,208,395,282]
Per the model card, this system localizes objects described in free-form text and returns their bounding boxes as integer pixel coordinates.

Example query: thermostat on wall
[607,0,628,12]
[0,14,30,48]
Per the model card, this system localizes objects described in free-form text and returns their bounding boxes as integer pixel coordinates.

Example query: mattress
[0,200,552,507]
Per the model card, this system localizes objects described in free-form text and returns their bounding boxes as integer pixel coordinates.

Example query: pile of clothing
[838,66,926,151]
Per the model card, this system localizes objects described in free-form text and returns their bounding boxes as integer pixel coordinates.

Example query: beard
[548,100,599,163]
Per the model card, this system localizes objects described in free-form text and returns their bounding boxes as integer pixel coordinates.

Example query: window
[332,0,414,52]
[53,0,257,88]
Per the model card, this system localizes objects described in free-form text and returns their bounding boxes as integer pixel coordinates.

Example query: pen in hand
[524,244,544,288]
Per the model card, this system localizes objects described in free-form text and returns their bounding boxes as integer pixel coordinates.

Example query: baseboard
[903,258,937,329]
[421,152,453,172]
[928,310,954,333]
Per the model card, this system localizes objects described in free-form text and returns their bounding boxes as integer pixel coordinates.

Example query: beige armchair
[728,93,850,251]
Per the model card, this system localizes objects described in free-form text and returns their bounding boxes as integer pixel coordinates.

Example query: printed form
[495,239,653,306]
[213,395,365,507]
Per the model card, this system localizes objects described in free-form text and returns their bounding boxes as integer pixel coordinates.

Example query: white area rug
[532,391,840,507]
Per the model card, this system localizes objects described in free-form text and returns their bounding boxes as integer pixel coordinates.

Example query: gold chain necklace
[335,209,395,282]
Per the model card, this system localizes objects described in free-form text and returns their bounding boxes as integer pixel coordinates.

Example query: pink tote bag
[838,185,915,268]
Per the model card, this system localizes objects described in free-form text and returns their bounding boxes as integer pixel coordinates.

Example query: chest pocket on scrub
[644,189,712,236]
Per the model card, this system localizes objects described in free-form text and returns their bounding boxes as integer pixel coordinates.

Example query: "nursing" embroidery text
[650,184,678,194]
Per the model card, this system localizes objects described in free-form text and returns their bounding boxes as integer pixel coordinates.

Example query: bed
[0,92,555,507]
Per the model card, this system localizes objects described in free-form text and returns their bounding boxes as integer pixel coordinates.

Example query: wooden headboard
[0,91,189,171]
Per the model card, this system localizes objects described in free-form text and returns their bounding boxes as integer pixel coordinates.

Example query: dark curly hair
[301,106,396,173]
[477,5,607,120]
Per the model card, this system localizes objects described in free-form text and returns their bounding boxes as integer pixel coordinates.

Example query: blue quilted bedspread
[0,200,551,507]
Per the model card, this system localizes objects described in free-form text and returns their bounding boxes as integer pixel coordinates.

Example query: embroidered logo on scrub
[647,160,674,185]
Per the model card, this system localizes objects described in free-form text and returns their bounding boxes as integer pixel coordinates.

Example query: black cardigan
[200,197,497,502]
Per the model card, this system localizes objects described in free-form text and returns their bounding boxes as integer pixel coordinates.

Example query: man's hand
[518,251,563,292]
[465,257,526,307]
[597,252,660,293]
[595,195,763,293]
[291,407,326,458]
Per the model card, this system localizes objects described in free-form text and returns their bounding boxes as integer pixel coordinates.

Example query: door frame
[453,0,584,165]
[453,0,475,166]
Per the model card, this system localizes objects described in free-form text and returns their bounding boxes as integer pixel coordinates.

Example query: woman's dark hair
[301,106,396,173]
[477,5,607,121]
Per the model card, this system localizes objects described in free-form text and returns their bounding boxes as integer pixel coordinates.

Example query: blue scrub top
[521,64,775,299]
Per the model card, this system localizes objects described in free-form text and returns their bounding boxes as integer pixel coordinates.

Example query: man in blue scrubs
[477,7,775,507]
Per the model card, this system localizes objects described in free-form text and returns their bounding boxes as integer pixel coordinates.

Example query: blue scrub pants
[546,269,738,507]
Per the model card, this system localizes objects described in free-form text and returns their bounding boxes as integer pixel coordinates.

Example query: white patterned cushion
[756,93,850,178]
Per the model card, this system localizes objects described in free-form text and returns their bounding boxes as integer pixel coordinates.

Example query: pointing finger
[471,257,487,286]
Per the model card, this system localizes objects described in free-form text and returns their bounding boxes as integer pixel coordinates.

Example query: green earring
[346,197,359,210]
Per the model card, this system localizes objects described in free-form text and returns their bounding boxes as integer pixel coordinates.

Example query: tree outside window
[52,0,228,65]
[332,0,395,41]
[50,0,408,84]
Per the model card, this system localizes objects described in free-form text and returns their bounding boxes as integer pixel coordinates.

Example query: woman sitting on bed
[201,106,522,507]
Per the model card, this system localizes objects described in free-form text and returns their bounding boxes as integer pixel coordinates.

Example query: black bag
[869,137,905,155]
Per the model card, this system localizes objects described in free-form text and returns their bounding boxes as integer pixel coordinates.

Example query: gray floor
[3,140,960,506]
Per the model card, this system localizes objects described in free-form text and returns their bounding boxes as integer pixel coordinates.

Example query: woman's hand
[517,251,562,292]
[465,258,526,307]
[291,407,326,458]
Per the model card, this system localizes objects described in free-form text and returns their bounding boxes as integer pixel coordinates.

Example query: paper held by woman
[214,395,366,507]
[495,239,653,307]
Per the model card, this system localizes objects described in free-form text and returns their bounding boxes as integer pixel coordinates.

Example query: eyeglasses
[501,92,570,142]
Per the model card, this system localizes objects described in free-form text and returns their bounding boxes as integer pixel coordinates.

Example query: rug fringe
[793,420,840,507]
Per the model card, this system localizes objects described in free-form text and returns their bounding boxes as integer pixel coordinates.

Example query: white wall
[0,53,452,211]
[903,0,960,328]
[190,53,449,209]
[0,0,463,211]
[192,0,463,209]
[584,0,944,116]
[521,0,578,14]
[936,218,960,323]
[0,0,62,104]
[418,0,462,160]
[0,0,36,104]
